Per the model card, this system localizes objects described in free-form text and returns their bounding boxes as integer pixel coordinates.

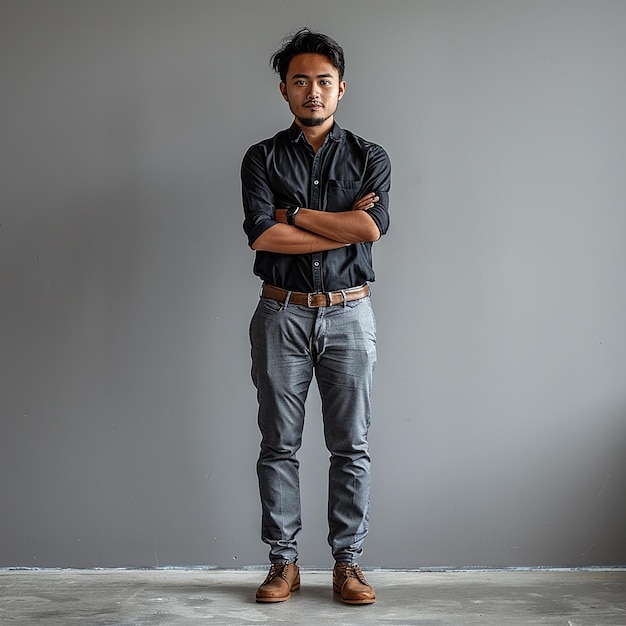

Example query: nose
[307,84,320,99]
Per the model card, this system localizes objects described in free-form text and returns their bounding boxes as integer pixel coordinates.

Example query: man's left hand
[275,208,288,224]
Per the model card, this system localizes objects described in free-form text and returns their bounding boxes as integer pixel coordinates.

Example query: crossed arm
[251,193,381,254]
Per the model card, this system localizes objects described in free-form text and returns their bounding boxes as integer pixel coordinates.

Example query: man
[241,28,390,605]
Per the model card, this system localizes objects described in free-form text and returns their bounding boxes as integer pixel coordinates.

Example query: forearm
[292,208,381,244]
[251,223,347,254]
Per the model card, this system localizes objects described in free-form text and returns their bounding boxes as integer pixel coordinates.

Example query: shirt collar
[288,121,343,144]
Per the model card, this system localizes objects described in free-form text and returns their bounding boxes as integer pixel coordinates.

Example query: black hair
[270,28,345,82]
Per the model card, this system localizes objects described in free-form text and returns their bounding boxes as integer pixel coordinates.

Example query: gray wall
[1,0,625,569]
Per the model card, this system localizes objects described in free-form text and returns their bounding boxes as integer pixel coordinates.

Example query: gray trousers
[250,294,377,564]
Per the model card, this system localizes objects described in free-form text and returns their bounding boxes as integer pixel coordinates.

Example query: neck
[295,117,334,152]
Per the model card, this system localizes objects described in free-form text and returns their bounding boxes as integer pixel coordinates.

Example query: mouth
[305,102,323,109]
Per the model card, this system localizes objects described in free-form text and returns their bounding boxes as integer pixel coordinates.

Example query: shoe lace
[263,562,290,584]
[343,564,369,586]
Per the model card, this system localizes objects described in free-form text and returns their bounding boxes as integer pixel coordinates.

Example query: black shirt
[242,122,391,293]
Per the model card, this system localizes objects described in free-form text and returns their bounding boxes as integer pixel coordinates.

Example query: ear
[280,82,289,102]
[338,80,346,100]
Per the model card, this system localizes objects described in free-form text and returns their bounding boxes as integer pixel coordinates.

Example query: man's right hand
[351,193,379,211]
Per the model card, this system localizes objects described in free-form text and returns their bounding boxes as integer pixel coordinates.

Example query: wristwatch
[285,205,300,226]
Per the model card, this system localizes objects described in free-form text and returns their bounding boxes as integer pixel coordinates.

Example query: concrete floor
[1,568,625,625]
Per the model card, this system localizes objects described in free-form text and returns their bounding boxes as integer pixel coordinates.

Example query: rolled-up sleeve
[362,144,391,238]
[241,144,276,248]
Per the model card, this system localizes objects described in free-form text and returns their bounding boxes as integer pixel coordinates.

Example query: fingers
[352,193,379,211]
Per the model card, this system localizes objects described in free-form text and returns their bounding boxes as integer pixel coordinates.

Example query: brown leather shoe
[255,562,300,603]
[333,562,376,605]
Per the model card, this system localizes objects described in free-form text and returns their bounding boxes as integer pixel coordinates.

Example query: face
[280,53,346,129]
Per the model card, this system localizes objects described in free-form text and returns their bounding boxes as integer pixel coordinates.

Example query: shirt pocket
[325,179,362,212]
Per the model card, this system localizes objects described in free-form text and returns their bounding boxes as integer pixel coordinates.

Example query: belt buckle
[306,292,332,307]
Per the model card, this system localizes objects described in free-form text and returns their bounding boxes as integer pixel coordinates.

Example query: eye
[295,80,307,86]
[320,80,331,86]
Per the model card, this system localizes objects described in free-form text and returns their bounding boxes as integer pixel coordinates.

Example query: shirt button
[313,180,319,185]
[314,261,320,267]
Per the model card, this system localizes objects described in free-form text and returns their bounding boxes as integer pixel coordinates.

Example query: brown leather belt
[261,283,369,308]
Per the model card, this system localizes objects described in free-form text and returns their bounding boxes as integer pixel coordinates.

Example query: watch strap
[286,205,300,226]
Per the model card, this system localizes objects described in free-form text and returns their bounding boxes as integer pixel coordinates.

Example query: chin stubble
[297,116,327,127]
